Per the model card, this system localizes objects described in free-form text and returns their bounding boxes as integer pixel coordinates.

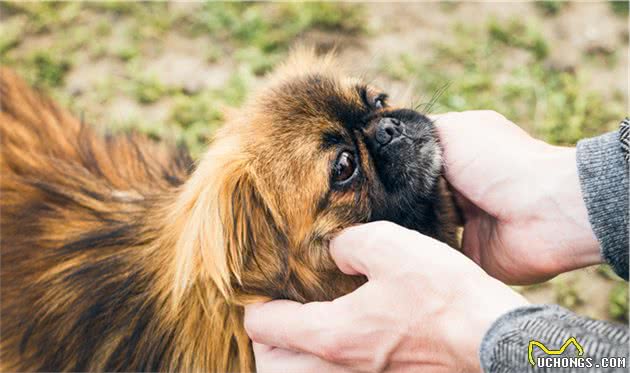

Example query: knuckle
[319,346,338,362]
[370,358,389,373]
[373,220,400,234]
[364,222,396,246]
[359,221,420,254]
[479,109,505,121]
[317,334,345,362]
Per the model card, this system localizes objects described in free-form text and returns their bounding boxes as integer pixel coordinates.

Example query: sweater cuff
[576,131,629,280]
[479,305,571,372]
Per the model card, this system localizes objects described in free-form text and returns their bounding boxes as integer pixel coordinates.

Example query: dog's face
[172,51,456,304]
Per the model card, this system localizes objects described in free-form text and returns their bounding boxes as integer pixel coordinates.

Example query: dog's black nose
[374,117,402,146]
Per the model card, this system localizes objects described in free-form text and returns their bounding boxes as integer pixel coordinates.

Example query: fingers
[245,223,421,360]
[330,221,443,280]
[460,219,482,265]
[430,110,508,125]
[450,188,474,218]
[246,222,451,367]
[330,221,407,279]
[428,111,460,122]
[430,112,473,185]
[244,300,344,355]
[252,343,352,373]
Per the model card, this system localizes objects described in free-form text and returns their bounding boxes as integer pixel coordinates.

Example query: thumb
[330,221,425,279]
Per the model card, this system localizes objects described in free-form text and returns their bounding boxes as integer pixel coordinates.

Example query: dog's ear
[166,135,284,304]
[218,167,289,302]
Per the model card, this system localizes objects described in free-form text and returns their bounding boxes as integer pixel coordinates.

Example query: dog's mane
[0,68,254,371]
[0,50,358,371]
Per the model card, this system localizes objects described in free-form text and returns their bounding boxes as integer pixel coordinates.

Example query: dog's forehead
[266,73,369,132]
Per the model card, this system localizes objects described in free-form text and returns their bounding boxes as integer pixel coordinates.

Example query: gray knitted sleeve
[480,127,629,372]
[576,129,629,280]
[480,305,629,372]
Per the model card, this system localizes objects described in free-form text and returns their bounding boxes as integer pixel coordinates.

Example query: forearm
[480,305,629,372]
[576,127,629,280]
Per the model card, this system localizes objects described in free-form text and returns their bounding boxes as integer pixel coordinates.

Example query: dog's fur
[0,51,459,372]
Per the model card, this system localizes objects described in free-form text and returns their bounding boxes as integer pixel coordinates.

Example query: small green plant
[221,72,251,107]
[29,51,72,87]
[131,76,166,104]
[112,40,139,62]
[488,18,548,60]
[1,2,82,33]
[168,71,252,155]
[535,0,567,15]
[555,281,584,309]
[87,2,175,39]
[85,1,138,14]
[610,0,629,16]
[235,47,281,76]
[597,265,619,280]
[299,2,366,33]
[0,17,24,56]
[109,117,177,143]
[609,283,629,322]
[171,93,223,129]
[533,70,622,144]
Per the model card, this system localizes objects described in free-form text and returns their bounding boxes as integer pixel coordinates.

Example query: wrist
[541,145,602,273]
[444,268,529,373]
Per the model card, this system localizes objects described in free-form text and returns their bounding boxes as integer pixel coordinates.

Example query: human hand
[245,221,528,373]
[432,110,601,285]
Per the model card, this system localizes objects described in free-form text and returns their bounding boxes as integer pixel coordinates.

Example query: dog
[0,50,459,372]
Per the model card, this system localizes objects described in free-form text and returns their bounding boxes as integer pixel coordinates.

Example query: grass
[610,283,629,322]
[610,0,630,16]
[0,16,24,56]
[0,2,82,33]
[27,51,72,88]
[535,0,568,16]
[129,75,167,105]
[169,72,251,156]
[379,18,625,145]
[597,266,629,321]
[189,2,365,75]
[194,2,364,48]
[555,280,584,309]
[2,1,364,153]
[487,18,548,60]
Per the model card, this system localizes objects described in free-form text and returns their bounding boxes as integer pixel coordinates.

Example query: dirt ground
[1,1,628,323]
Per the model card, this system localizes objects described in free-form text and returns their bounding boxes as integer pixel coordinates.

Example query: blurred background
[1,1,628,322]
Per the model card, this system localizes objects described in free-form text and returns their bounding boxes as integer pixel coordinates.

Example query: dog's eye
[374,94,387,109]
[332,151,356,183]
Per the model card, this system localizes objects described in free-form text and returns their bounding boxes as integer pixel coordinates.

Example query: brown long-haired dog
[0,50,459,372]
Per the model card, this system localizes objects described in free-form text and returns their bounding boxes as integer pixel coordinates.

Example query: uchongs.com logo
[528,337,627,369]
